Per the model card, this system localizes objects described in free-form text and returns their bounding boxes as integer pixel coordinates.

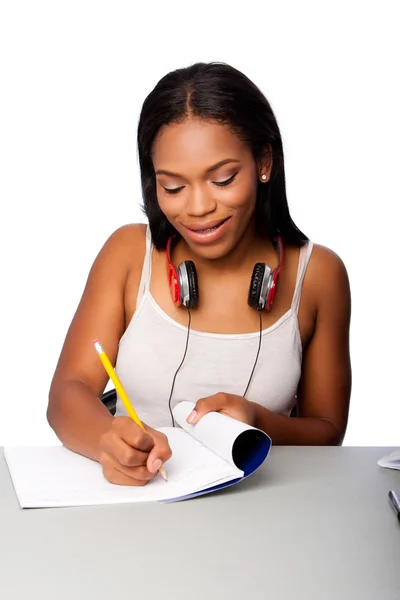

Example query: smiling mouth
[186,218,230,233]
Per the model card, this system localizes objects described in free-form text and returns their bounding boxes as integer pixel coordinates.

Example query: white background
[0,1,398,446]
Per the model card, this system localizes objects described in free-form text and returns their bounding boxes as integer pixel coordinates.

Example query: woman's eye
[162,172,237,193]
[163,186,184,195]
[214,172,238,187]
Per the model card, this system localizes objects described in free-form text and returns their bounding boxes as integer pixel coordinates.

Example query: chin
[185,236,238,261]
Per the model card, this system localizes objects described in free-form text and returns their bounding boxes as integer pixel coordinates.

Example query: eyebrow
[155,158,241,178]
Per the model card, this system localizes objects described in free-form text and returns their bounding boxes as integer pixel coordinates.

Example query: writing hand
[99,418,171,486]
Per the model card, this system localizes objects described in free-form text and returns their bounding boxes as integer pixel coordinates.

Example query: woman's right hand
[99,418,172,486]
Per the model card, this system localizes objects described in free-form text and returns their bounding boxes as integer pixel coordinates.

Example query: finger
[101,454,155,484]
[102,433,149,467]
[114,417,154,453]
[145,428,173,474]
[114,463,155,482]
[102,465,149,487]
[187,394,224,425]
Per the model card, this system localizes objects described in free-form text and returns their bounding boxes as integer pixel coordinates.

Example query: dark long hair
[137,62,308,249]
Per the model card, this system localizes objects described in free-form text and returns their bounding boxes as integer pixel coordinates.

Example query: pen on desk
[388,490,400,523]
[93,340,168,482]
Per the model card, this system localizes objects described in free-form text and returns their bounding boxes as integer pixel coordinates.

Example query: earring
[261,174,267,181]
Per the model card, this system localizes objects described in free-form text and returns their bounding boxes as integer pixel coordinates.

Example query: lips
[184,218,229,233]
[181,217,232,245]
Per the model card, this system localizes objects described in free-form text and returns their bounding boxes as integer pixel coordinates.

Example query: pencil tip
[159,466,168,481]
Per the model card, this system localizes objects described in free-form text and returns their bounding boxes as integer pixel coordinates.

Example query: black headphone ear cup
[184,260,199,308]
[248,263,265,310]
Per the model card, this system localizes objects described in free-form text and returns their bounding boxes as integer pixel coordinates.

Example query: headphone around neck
[166,235,284,311]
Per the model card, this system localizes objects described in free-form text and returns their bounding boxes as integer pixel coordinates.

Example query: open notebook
[4,401,271,508]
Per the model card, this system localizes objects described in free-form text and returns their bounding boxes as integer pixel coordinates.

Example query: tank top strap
[291,240,314,315]
[136,224,153,309]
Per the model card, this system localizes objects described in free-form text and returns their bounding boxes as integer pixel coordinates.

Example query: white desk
[1,446,399,599]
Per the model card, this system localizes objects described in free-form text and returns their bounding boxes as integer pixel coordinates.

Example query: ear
[257,144,273,183]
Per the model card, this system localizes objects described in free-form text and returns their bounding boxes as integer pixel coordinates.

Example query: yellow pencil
[93,340,168,481]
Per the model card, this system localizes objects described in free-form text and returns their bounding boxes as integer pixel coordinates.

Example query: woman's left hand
[186,393,257,427]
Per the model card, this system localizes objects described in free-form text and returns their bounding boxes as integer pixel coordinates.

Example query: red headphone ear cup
[185,261,199,308]
[248,263,265,310]
[168,263,181,306]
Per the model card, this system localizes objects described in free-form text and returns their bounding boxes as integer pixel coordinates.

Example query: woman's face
[152,118,267,260]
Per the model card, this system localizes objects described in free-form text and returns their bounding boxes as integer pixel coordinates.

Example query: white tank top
[114,226,314,427]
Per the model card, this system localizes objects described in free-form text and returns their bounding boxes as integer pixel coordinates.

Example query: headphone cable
[167,308,261,425]
[168,308,192,427]
[242,310,263,398]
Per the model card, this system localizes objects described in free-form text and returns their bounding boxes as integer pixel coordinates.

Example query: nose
[186,184,217,217]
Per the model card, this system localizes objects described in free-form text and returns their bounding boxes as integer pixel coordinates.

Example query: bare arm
[253,245,352,444]
[47,225,145,461]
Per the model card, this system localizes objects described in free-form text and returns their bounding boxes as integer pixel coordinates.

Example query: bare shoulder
[305,243,351,308]
[94,223,147,272]
[308,243,349,284]
[101,223,147,255]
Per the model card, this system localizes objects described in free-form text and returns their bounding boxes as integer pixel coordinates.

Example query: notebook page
[4,429,243,508]
[173,401,271,473]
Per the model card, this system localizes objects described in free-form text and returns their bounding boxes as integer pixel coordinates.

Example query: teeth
[199,226,217,233]
[194,221,224,233]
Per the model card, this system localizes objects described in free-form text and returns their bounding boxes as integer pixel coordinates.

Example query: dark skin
[47,118,351,486]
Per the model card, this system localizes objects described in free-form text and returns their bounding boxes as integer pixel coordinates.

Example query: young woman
[47,62,351,486]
